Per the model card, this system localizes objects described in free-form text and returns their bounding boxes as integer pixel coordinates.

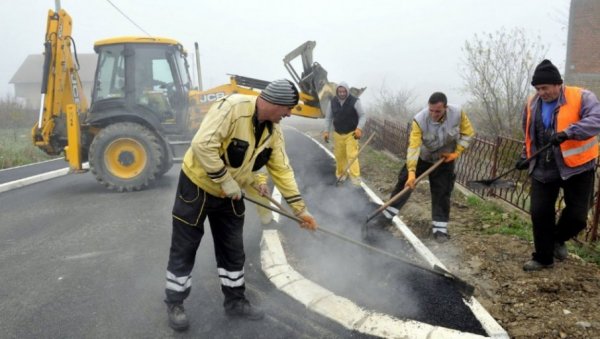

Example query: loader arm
[32,6,88,170]
[283,41,366,119]
[283,41,336,119]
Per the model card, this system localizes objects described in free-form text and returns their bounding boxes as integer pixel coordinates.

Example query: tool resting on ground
[244,188,474,297]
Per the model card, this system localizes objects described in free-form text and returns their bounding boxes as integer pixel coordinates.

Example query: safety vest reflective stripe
[561,138,596,157]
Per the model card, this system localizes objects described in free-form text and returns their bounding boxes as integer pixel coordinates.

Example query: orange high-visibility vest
[525,86,598,167]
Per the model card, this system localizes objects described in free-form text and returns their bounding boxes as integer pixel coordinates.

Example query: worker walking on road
[388,92,474,243]
[323,82,366,186]
[516,59,600,272]
[163,79,319,331]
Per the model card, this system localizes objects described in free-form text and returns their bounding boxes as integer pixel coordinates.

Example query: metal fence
[363,117,600,242]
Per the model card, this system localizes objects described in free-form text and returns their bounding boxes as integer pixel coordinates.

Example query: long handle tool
[335,132,376,185]
[466,143,552,190]
[243,191,475,298]
[366,158,445,223]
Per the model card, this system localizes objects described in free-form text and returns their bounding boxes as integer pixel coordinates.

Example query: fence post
[587,176,600,242]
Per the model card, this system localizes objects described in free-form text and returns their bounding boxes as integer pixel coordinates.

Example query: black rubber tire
[156,144,174,178]
[89,122,163,192]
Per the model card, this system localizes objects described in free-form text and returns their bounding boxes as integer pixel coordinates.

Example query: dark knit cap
[259,79,299,107]
[531,59,563,86]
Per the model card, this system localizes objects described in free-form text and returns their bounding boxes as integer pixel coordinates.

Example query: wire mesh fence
[363,116,600,242]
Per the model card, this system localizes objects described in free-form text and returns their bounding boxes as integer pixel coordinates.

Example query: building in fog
[9,54,97,110]
[565,0,600,95]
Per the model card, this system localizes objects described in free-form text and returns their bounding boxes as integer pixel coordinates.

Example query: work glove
[550,131,568,146]
[404,171,416,189]
[515,157,529,171]
[256,183,270,197]
[322,131,329,143]
[441,152,459,163]
[221,177,242,200]
[353,128,362,139]
[296,210,318,231]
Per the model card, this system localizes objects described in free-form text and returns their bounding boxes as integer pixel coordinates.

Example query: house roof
[10,53,97,84]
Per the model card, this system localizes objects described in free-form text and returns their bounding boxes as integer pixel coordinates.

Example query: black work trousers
[165,171,246,308]
[390,159,455,223]
[530,170,594,264]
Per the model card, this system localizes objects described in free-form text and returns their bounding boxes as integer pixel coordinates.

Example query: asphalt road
[0,122,488,338]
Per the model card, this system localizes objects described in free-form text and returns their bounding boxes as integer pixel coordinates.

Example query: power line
[105,0,152,37]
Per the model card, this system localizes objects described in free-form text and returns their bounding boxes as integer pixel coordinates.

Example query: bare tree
[368,84,417,125]
[461,27,547,138]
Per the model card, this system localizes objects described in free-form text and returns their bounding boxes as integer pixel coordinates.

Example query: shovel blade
[466,179,516,190]
[432,265,475,298]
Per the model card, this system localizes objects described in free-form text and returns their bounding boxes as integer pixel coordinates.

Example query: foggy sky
[1,0,569,108]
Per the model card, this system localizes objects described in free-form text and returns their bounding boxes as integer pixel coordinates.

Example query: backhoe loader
[32,4,339,192]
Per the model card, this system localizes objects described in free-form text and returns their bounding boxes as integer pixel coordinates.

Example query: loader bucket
[284,41,365,119]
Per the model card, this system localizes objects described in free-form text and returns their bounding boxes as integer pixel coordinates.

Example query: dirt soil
[302,128,600,339]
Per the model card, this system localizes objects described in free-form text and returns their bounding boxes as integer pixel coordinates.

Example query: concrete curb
[261,230,488,339]
[0,163,89,194]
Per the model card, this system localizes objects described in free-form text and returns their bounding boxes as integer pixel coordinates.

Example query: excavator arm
[32,6,88,170]
[283,41,336,119]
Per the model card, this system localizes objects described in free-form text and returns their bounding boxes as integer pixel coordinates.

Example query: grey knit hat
[259,79,299,107]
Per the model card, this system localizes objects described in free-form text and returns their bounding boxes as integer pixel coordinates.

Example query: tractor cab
[89,37,192,133]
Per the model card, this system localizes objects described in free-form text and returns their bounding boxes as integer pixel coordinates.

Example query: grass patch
[0,128,58,169]
[571,241,600,266]
[465,195,533,240]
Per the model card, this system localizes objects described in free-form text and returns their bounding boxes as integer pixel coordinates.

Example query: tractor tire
[89,122,163,192]
[156,143,174,178]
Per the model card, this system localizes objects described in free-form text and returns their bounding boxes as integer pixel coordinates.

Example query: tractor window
[93,45,125,101]
[133,45,182,121]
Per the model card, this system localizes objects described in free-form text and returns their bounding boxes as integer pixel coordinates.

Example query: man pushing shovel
[378,92,475,243]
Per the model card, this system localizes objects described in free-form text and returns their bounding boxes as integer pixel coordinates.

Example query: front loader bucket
[284,41,365,119]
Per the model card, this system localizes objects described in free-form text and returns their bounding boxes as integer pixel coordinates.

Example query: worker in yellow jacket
[163,79,318,331]
[322,82,366,186]
[389,92,474,243]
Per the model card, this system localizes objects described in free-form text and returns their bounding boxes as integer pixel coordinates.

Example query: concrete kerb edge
[0,162,89,194]
[289,127,509,339]
[0,168,69,194]
[260,230,488,339]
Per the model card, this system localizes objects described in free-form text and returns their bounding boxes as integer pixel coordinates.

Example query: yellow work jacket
[182,94,305,213]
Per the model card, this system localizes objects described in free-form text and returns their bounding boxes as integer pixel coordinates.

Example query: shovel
[466,143,552,190]
[243,191,475,297]
[366,158,445,223]
[335,132,376,185]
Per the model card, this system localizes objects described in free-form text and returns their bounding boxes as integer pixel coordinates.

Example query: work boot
[554,242,568,261]
[433,231,450,243]
[522,259,554,272]
[225,299,264,320]
[166,303,189,331]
